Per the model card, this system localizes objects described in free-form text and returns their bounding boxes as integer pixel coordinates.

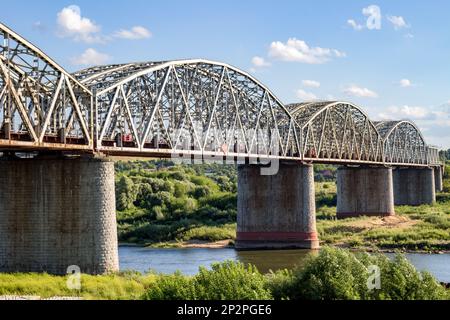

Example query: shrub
[279,247,448,300]
[142,261,272,300]
[142,272,196,300]
[193,261,271,300]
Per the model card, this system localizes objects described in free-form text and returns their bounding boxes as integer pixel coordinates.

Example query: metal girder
[89,60,299,159]
[0,22,443,167]
[374,120,430,165]
[0,22,93,148]
[287,101,384,163]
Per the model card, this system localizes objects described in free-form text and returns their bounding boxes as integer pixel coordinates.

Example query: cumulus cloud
[251,56,271,68]
[114,26,152,40]
[268,38,346,64]
[296,89,318,101]
[387,15,409,29]
[347,19,363,31]
[71,48,111,66]
[379,105,435,121]
[378,102,450,148]
[57,5,104,43]
[302,80,321,88]
[343,85,378,98]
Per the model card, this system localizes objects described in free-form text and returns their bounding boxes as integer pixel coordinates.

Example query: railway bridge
[0,23,444,274]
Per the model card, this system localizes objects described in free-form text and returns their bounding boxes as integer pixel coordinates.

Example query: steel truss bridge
[0,22,441,167]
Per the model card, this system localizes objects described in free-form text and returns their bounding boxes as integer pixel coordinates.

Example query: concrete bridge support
[393,167,436,206]
[337,166,395,219]
[236,163,319,250]
[0,155,119,275]
[434,166,443,193]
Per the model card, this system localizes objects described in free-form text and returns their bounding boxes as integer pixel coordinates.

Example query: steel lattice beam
[0,22,442,167]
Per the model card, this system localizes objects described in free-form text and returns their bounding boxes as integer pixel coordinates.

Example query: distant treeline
[440,149,450,161]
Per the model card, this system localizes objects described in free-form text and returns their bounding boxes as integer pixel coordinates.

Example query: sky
[1,0,450,148]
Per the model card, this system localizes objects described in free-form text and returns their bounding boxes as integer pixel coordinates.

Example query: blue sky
[1,0,450,148]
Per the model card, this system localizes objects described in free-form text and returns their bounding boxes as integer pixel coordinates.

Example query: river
[119,246,450,283]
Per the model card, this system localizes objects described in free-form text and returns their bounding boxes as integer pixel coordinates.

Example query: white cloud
[347,19,363,31]
[296,89,318,101]
[363,5,382,30]
[268,38,346,64]
[404,33,414,39]
[344,85,378,98]
[387,15,409,29]
[400,79,413,87]
[57,5,104,43]
[379,105,435,120]
[114,26,152,40]
[378,102,450,148]
[302,80,321,88]
[71,48,111,66]
[251,56,271,68]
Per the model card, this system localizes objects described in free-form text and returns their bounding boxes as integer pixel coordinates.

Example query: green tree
[116,176,138,211]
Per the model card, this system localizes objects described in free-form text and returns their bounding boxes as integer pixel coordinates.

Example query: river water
[119,246,450,283]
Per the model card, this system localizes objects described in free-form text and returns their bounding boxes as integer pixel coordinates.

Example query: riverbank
[127,202,450,253]
[0,248,448,300]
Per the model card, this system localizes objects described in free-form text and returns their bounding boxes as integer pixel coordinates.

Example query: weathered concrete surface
[434,166,443,193]
[393,167,436,206]
[0,155,119,275]
[337,166,395,219]
[236,163,319,250]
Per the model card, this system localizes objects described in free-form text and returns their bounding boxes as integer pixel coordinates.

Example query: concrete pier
[0,155,119,275]
[393,167,436,206]
[236,163,319,250]
[337,166,395,219]
[434,166,443,193]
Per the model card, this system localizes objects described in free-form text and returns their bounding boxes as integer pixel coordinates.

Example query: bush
[142,261,272,300]
[142,272,196,300]
[273,247,449,300]
[193,261,271,300]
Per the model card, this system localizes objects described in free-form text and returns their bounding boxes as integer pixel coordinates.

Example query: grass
[0,272,156,300]
[1,249,448,300]
[179,223,236,242]
[316,199,450,252]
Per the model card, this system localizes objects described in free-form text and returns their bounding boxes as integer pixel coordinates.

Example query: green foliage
[116,176,139,211]
[115,162,238,244]
[142,272,196,300]
[0,273,156,300]
[1,251,448,300]
[143,261,272,300]
[180,224,236,242]
[115,160,450,250]
[269,247,449,300]
[288,247,371,300]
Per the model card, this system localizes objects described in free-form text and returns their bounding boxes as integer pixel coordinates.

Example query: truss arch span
[0,23,92,149]
[374,120,429,165]
[287,101,384,163]
[78,59,302,159]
